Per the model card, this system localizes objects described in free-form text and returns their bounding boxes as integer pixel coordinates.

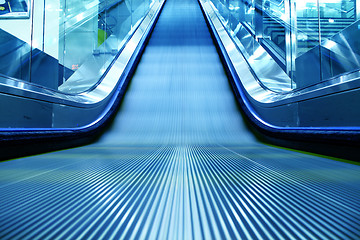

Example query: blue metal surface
[0,0,359,239]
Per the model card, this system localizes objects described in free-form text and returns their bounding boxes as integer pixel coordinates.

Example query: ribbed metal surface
[0,0,359,239]
[0,145,359,239]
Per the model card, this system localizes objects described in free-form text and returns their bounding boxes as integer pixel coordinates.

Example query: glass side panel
[244,0,255,29]
[131,0,150,26]
[208,0,360,92]
[227,0,255,32]
[58,0,149,93]
[264,0,285,17]
[293,0,321,88]
[210,0,229,27]
[0,0,154,94]
[295,2,319,57]
[209,0,292,92]
[262,0,288,67]
[0,0,32,82]
[263,13,286,57]
[318,0,359,81]
[60,0,113,93]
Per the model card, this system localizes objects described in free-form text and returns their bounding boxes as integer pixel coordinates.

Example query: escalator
[0,0,359,239]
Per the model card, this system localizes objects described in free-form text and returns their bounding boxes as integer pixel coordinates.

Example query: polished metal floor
[0,0,359,239]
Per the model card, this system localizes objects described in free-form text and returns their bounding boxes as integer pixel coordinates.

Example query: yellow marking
[0,7,4,11]
[8,2,11,12]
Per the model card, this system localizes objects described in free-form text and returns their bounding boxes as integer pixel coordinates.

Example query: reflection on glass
[0,0,31,83]
[209,0,360,91]
[227,0,255,32]
[58,0,153,93]
[294,0,321,88]
[244,0,255,30]
[318,0,359,81]
[295,0,319,57]
[263,0,285,18]
[263,12,286,55]
[294,0,358,87]
[0,0,154,93]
